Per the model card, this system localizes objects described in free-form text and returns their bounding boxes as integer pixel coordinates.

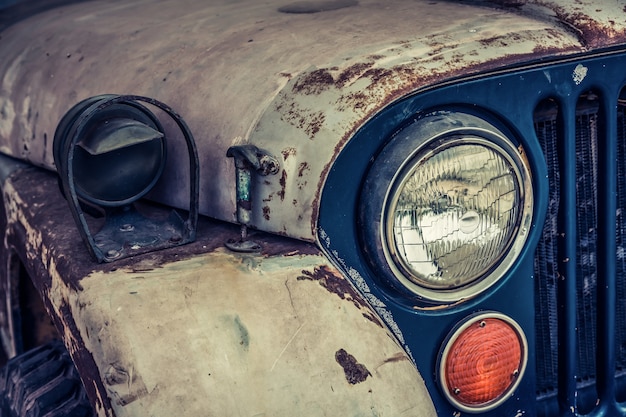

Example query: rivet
[120,223,134,232]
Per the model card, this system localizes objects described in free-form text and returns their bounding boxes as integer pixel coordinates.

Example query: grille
[534,90,626,415]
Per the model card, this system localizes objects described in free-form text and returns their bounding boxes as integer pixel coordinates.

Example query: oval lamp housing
[54,95,167,207]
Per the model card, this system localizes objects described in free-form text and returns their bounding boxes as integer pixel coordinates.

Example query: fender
[0,155,436,416]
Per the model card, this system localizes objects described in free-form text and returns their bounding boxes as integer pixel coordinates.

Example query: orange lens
[442,317,524,410]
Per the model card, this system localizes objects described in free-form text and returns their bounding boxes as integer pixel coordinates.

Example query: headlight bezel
[359,110,534,305]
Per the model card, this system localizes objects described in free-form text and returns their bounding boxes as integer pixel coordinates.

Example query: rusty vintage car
[0,0,626,416]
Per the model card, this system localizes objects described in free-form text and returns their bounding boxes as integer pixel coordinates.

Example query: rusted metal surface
[525,0,626,48]
[0,0,623,243]
[334,348,372,385]
[1,163,437,417]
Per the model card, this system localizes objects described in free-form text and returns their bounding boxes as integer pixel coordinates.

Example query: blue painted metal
[595,89,618,416]
[318,49,626,416]
[557,92,578,417]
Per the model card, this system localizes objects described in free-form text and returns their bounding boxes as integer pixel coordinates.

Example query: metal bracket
[225,145,279,252]
[56,95,199,263]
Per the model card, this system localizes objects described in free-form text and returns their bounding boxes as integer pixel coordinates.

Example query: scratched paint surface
[0,0,623,242]
[1,165,435,417]
[51,251,436,417]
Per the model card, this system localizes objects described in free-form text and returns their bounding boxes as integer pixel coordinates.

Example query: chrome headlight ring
[359,110,533,305]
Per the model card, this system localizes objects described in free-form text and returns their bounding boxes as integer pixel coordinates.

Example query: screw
[120,224,134,232]
[454,388,461,395]
[479,320,487,328]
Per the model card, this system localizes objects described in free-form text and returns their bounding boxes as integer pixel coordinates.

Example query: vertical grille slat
[558,98,580,415]
[596,95,618,407]
[534,89,626,416]
[617,100,626,392]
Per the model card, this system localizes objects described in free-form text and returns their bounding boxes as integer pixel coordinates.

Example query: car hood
[0,0,625,241]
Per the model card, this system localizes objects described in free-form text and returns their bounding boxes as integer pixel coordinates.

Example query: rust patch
[297,265,365,310]
[292,68,335,94]
[337,91,369,112]
[281,147,296,160]
[280,102,326,138]
[57,301,112,413]
[532,44,571,55]
[262,205,271,221]
[304,111,325,137]
[479,33,523,47]
[335,348,371,384]
[534,1,626,48]
[361,311,384,328]
[297,162,310,177]
[335,62,374,87]
[277,170,287,201]
[362,67,395,86]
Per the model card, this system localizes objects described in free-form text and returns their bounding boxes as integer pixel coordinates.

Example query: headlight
[360,111,533,304]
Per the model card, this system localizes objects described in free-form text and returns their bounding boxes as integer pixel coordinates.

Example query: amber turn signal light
[438,312,527,413]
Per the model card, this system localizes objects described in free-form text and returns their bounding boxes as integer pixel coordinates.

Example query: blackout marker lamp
[54,95,199,262]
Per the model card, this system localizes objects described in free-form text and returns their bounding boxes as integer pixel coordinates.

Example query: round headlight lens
[360,111,533,304]
[387,136,522,290]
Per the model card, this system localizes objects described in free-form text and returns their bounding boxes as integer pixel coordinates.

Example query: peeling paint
[2,166,437,417]
[297,265,368,310]
[573,63,588,85]
[318,227,415,363]
[335,348,371,384]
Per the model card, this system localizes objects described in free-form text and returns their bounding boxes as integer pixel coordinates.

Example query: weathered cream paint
[2,166,437,416]
[2,176,111,414]
[0,0,600,242]
[49,249,437,417]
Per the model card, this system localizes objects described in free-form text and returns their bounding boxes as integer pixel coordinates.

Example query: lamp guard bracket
[58,95,199,263]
